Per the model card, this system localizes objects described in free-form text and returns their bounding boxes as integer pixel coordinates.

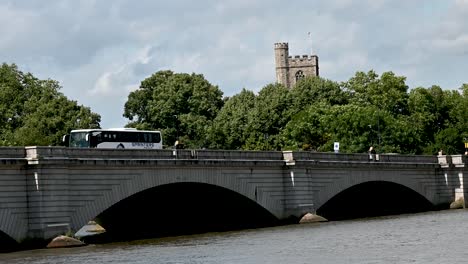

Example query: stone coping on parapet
[23,146,285,161]
[282,151,438,164]
[50,158,287,168]
[290,159,439,169]
[0,147,26,158]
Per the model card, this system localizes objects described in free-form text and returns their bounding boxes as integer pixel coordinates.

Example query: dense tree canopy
[205,71,466,154]
[344,71,409,116]
[243,83,293,150]
[0,63,101,146]
[291,75,349,109]
[122,69,465,154]
[3,62,463,155]
[124,70,224,148]
[207,89,255,149]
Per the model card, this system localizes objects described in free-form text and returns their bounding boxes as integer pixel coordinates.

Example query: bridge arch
[316,180,434,220]
[0,229,19,252]
[309,166,439,214]
[93,182,278,240]
[69,168,284,233]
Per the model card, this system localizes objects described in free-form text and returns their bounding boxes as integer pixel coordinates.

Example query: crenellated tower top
[274,42,319,89]
[274,42,289,49]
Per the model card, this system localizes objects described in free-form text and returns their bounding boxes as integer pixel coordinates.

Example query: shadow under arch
[317,181,435,221]
[0,230,19,253]
[92,182,279,242]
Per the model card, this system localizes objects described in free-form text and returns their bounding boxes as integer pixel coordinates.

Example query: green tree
[290,76,348,110]
[280,102,333,151]
[207,89,255,149]
[343,70,409,116]
[407,87,437,153]
[123,70,224,148]
[243,83,292,150]
[458,84,468,148]
[281,98,422,154]
[0,63,100,146]
[408,85,465,154]
[427,85,468,154]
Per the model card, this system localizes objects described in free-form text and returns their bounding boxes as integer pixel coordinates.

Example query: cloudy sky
[1,0,467,128]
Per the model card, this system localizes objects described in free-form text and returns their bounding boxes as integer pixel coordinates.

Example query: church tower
[274,43,290,89]
[274,42,319,88]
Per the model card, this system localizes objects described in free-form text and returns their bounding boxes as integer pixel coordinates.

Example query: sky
[1,0,467,128]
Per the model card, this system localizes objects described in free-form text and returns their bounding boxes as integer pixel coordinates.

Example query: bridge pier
[25,148,72,242]
[439,155,468,208]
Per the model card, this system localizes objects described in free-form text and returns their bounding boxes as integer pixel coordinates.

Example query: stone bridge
[0,147,466,243]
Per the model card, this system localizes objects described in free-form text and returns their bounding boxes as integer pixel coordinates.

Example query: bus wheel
[117,143,125,149]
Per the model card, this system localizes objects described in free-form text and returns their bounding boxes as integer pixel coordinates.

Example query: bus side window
[154,133,161,143]
[119,132,127,142]
[131,132,137,142]
[115,132,122,142]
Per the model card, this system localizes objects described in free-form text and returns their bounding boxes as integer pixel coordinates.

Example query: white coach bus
[63,128,163,149]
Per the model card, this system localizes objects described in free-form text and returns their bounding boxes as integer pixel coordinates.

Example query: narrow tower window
[295,70,305,81]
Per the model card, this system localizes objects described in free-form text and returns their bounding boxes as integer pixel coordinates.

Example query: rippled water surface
[2,209,468,264]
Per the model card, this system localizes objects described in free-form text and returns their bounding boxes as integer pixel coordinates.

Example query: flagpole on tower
[308,31,313,55]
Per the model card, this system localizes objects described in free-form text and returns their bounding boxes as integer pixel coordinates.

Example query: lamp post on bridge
[368,112,382,149]
[464,137,467,155]
[173,114,182,150]
[377,112,381,147]
[173,115,179,142]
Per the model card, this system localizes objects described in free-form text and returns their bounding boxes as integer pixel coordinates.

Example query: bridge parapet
[283,151,437,164]
[25,146,175,160]
[283,151,368,162]
[23,147,441,164]
[377,154,437,163]
[24,147,286,161]
[0,147,26,159]
[192,150,284,160]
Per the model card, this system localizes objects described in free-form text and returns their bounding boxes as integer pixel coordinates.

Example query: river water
[2,209,468,264]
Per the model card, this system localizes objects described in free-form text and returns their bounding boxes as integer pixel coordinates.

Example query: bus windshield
[69,132,90,148]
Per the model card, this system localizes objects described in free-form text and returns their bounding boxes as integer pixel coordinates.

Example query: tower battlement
[288,55,318,61]
[274,42,289,49]
[274,42,319,88]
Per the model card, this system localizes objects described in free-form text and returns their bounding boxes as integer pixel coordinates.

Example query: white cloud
[456,0,468,7]
[169,53,203,74]
[89,45,156,96]
[135,45,154,65]
[90,71,115,96]
[431,34,468,54]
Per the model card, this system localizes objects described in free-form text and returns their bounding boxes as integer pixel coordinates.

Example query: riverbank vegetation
[0,63,466,154]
